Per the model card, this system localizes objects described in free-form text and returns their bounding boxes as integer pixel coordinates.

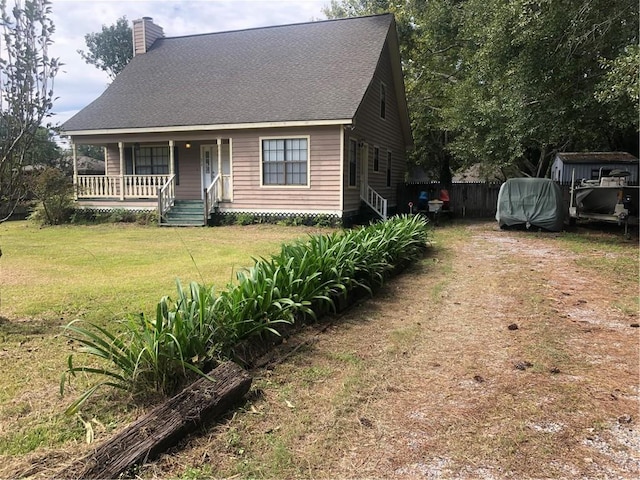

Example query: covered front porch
[70,138,232,225]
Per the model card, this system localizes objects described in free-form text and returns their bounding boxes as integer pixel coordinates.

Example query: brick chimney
[132,17,164,56]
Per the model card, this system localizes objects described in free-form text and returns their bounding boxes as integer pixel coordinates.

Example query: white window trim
[259,135,311,188]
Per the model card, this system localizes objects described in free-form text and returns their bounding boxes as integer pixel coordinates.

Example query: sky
[49,0,330,129]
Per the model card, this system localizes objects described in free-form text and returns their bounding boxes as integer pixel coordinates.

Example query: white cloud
[49,0,329,126]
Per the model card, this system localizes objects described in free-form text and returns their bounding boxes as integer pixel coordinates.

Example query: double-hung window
[135,146,169,174]
[262,138,308,186]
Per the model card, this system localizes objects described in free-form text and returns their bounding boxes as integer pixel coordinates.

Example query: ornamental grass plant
[61,215,430,411]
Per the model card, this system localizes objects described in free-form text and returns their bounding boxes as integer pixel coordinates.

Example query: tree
[31,166,72,225]
[77,144,104,160]
[78,16,132,79]
[0,0,59,222]
[27,126,61,167]
[325,0,639,179]
[444,0,639,177]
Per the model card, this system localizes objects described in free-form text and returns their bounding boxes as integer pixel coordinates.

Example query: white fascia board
[64,119,353,137]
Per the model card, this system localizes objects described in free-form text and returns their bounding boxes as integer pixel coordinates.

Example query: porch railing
[75,174,172,199]
[363,185,388,221]
[157,174,176,222]
[76,175,120,198]
[204,173,221,223]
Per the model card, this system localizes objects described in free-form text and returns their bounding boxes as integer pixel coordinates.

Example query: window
[380,82,386,119]
[262,138,308,185]
[348,139,357,187]
[135,146,169,174]
[373,146,380,172]
[386,150,392,187]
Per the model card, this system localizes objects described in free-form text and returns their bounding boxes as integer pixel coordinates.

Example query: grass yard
[0,221,334,468]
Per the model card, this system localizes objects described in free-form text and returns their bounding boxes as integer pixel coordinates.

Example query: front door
[201,145,216,197]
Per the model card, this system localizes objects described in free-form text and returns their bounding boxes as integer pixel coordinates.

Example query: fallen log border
[58,361,251,480]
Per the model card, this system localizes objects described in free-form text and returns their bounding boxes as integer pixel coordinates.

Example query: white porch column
[216,138,222,201]
[71,143,78,200]
[118,141,125,200]
[103,146,108,174]
[169,140,175,176]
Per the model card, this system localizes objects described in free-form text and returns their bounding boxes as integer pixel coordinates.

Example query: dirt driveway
[143,220,639,480]
[324,221,638,479]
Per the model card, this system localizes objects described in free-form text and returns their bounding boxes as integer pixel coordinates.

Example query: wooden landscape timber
[58,362,252,480]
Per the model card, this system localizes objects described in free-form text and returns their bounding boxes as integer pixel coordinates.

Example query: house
[551,152,639,184]
[61,14,412,225]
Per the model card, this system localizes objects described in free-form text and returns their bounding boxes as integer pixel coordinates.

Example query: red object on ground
[439,189,450,209]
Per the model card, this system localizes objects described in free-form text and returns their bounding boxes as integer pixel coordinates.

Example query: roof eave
[63,118,354,137]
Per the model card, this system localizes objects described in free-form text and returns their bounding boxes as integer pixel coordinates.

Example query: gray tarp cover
[496,178,565,231]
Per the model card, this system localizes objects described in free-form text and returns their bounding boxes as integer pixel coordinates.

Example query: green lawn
[0,221,330,323]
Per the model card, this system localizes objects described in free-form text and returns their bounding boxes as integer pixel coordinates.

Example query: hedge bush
[61,215,430,412]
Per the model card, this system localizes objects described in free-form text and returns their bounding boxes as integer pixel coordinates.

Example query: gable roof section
[556,152,638,164]
[63,14,405,137]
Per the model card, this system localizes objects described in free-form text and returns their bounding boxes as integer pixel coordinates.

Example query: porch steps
[162,200,206,227]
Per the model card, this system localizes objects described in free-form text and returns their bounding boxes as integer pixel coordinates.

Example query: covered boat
[496,178,565,231]
[569,168,639,227]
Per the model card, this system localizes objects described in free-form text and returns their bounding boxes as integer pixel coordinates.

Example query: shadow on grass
[0,315,63,339]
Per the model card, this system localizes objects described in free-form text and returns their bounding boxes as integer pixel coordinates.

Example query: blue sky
[50,0,330,127]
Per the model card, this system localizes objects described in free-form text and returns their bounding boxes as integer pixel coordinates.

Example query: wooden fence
[397,181,574,219]
[397,182,502,218]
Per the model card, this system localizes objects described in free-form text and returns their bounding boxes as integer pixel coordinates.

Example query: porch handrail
[204,173,221,223]
[157,174,176,222]
[364,185,388,221]
[76,174,171,199]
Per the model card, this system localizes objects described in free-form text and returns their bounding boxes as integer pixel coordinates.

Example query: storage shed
[551,152,639,184]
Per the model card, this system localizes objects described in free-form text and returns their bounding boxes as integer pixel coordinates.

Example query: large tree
[444,0,639,177]
[0,0,59,221]
[325,0,639,179]
[78,16,132,79]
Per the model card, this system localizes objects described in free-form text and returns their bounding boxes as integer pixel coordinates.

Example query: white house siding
[344,39,407,215]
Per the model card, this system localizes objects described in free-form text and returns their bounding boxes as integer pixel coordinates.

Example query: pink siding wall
[229,126,342,214]
[344,39,408,214]
[76,125,343,215]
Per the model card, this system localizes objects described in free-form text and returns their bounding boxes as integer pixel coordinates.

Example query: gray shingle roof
[63,14,395,132]
[556,152,638,164]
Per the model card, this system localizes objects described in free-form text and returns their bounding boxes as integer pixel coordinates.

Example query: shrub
[61,215,430,411]
[29,167,73,225]
[236,213,256,225]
